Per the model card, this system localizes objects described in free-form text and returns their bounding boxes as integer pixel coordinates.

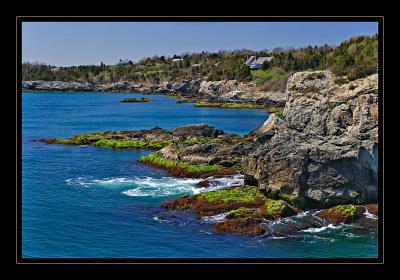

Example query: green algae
[327,204,358,217]
[227,207,256,219]
[138,153,221,175]
[93,139,169,149]
[198,186,266,203]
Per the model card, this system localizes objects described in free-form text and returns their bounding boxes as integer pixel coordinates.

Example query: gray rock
[172,124,224,138]
[244,71,379,207]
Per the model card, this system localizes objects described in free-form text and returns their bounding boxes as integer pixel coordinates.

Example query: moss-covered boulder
[317,204,365,224]
[39,128,173,150]
[260,199,299,219]
[163,186,267,216]
[138,153,237,178]
[226,207,257,219]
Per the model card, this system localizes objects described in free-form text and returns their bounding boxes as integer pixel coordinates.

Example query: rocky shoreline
[22,79,287,109]
[37,70,379,235]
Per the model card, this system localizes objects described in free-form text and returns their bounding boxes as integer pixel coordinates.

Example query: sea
[21,91,378,258]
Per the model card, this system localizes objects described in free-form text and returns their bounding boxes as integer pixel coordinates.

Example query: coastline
[34,70,379,236]
[22,79,287,110]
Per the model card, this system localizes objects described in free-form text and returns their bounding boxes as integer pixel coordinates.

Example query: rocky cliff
[245,71,378,208]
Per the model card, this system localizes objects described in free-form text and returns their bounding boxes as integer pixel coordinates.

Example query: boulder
[172,124,224,138]
[317,204,365,224]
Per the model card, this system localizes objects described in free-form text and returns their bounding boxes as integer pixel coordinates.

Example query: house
[117,59,133,66]
[171,58,183,62]
[245,56,273,69]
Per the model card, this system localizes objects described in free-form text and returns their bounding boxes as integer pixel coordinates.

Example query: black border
[16,16,384,265]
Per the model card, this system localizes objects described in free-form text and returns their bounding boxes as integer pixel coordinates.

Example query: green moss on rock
[317,204,365,224]
[198,186,266,203]
[226,207,256,219]
[327,204,357,217]
[260,198,299,218]
[138,153,221,175]
[93,139,169,149]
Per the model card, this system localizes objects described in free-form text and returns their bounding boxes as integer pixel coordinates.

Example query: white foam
[201,213,228,223]
[268,236,287,240]
[65,177,95,187]
[363,207,378,220]
[66,173,244,198]
[300,224,343,233]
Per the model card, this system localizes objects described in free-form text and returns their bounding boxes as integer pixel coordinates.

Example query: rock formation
[245,71,378,208]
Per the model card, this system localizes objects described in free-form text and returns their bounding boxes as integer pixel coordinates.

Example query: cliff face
[245,71,378,207]
[198,80,286,107]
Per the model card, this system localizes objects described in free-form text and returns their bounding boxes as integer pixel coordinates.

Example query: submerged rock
[120,97,152,103]
[214,217,266,235]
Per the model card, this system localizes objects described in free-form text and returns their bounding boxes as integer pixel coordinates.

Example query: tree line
[22,34,378,85]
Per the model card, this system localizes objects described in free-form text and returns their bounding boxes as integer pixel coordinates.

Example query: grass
[120,97,153,103]
[138,153,221,175]
[198,186,266,203]
[251,69,288,81]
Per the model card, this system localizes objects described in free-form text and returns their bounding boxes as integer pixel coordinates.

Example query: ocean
[21,91,378,258]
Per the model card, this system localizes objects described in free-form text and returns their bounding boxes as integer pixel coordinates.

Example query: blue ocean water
[22,92,378,258]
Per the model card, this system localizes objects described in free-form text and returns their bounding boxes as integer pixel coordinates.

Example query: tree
[261,60,270,71]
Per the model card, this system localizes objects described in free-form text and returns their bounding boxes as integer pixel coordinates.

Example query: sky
[22,22,378,67]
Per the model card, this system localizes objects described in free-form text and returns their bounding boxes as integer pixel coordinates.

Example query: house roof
[253,57,273,64]
[245,56,273,65]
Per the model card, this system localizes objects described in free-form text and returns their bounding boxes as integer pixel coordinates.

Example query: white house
[117,59,133,66]
[245,56,273,69]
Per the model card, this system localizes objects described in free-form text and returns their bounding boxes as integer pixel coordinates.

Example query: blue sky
[22,22,378,66]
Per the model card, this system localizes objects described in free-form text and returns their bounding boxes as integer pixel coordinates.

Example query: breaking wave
[65,173,244,198]
[300,224,344,233]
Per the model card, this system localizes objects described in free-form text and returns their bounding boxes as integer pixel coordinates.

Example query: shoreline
[22,78,288,109]
[31,70,379,236]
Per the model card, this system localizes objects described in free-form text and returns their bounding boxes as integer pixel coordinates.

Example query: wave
[66,173,243,198]
[201,213,228,223]
[192,173,244,194]
[363,207,378,220]
[300,224,344,233]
